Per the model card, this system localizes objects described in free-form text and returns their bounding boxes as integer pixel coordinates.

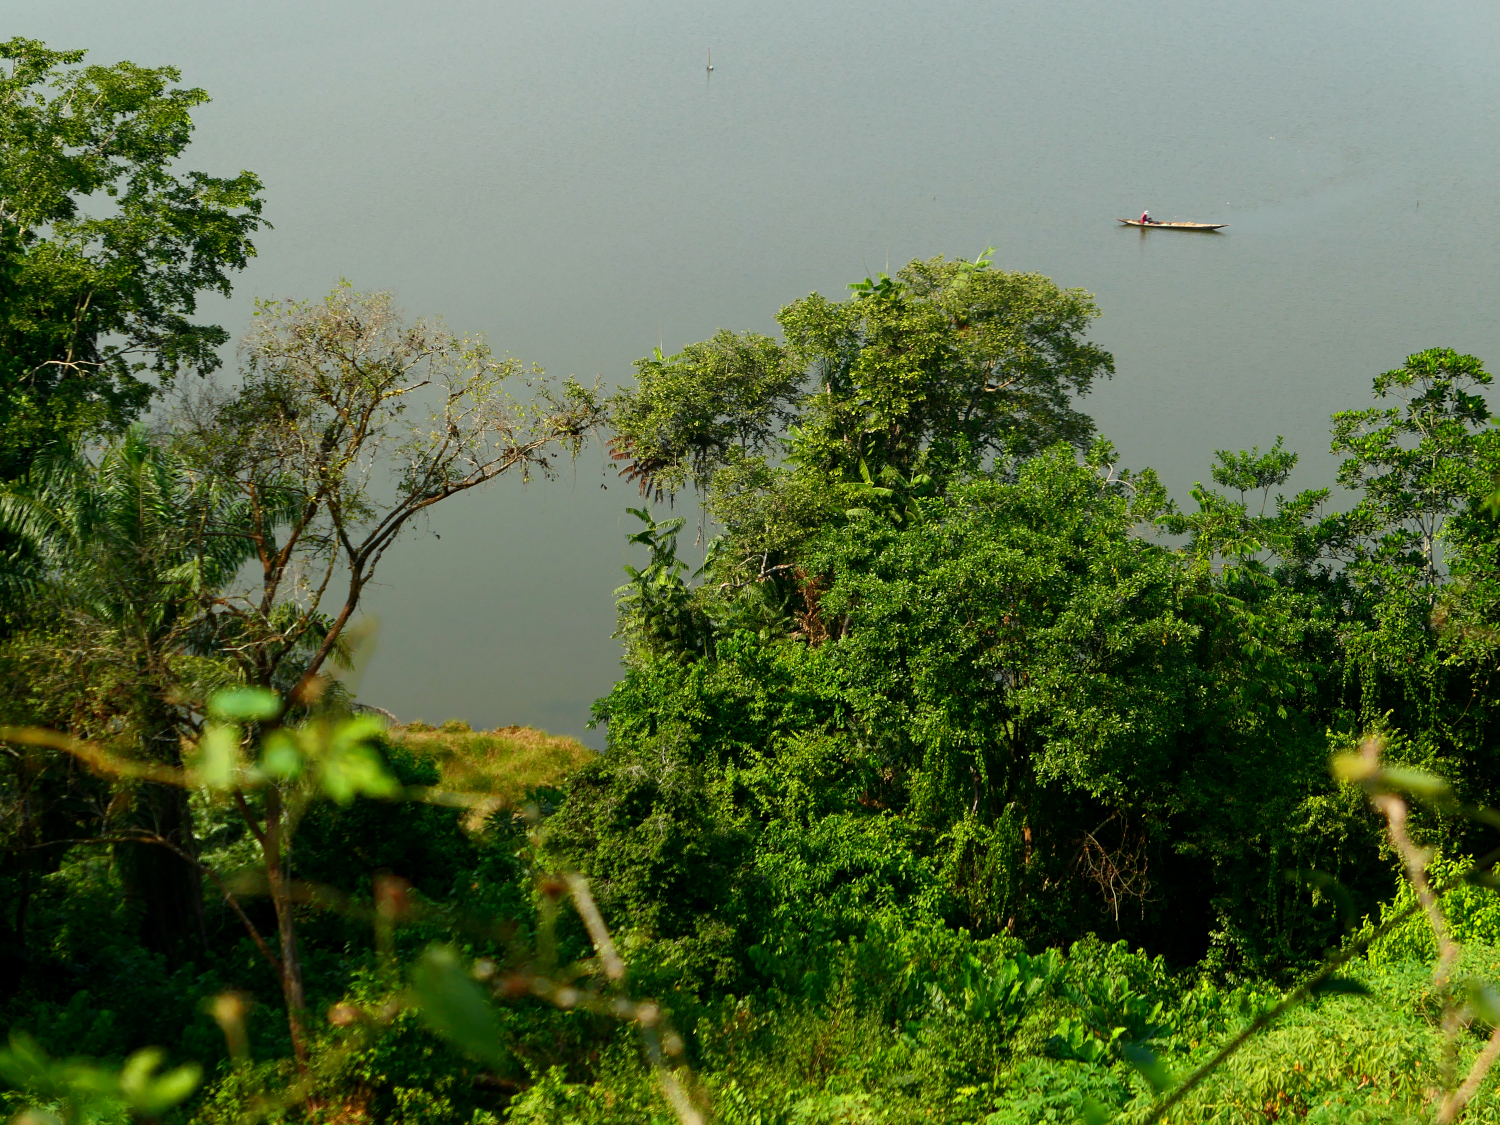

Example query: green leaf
[0,1032,52,1091]
[0,41,267,464]
[408,945,508,1067]
[0,1033,197,1120]
[1121,1042,1174,1093]
[118,1047,201,1115]
[209,687,282,721]
[318,744,398,804]
[193,725,243,790]
[317,716,399,805]
[1330,752,1378,784]
[259,730,302,779]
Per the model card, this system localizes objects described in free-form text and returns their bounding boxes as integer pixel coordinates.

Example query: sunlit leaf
[1330,753,1377,784]
[318,719,400,805]
[1381,766,1451,801]
[329,713,389,750]
[118,1047,201,1114]
[0,1034,195,1120]
[0,1032,52,1091]
[209,687,282,721]
[259,730,302,779]
[408,945,508,1067]
[193,725,243,790]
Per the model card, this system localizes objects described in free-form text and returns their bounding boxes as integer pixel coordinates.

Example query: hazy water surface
[17,0,1500,742]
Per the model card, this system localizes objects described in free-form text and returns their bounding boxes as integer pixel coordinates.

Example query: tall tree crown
[0,37,266,473]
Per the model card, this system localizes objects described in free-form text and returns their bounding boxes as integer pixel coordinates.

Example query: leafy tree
[586,337,1500,977]
[1211,437,1299,515]
[575,447,1336,968]
[0,38,265,473]
[1169,437,1328,569]
[779,253,1113,487]
[1329,347,1495,588]
[587,258,1211,968]
[786,448,1343,958]
[542,749,752,995]
[614,508,711,661]
[609,253,1115,587]
[1322,351,1500,847]
[805,449,1186,822]
[608,331,803,500]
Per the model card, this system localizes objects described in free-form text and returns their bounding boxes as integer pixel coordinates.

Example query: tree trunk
[0,854,33,998]
[117,700,206,968]
[262,788,310,1067]
[118,780,206,968]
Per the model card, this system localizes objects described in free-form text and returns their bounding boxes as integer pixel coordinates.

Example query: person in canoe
[1140,209,1156,225]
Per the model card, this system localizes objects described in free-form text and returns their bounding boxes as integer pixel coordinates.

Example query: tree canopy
[0,37,265,474]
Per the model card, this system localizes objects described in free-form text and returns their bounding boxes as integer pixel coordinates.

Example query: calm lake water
[22,0,1500,743]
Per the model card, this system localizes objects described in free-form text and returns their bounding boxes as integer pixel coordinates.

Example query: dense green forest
[10,35,1500,1125]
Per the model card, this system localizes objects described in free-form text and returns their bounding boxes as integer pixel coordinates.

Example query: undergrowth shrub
[1366,853,1500,967]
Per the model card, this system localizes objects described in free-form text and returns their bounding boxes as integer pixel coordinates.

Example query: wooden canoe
[1117,218,1227,230]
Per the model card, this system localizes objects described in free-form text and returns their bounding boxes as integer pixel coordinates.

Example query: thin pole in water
[707,48,714,72]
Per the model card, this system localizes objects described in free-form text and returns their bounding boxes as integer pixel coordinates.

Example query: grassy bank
[390,721,594,814]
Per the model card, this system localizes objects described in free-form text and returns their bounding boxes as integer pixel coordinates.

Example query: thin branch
[0,726,186,786]
[566,874,626,982]
[140,831,283,977]
[1439,1025,1500,1124]
[233,789,268,848]
[1375,791,1458,986]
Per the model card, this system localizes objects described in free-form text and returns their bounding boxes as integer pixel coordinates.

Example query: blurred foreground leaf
[1468,979,1500,1026]
[408,945,509,1068]
[0,1033,199,1123]
[117,1047,202,1115]
[1122,1041,1174,1093]
[209,687,283,721]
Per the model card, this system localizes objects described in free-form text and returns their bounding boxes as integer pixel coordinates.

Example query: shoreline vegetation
[390,722,594,812]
